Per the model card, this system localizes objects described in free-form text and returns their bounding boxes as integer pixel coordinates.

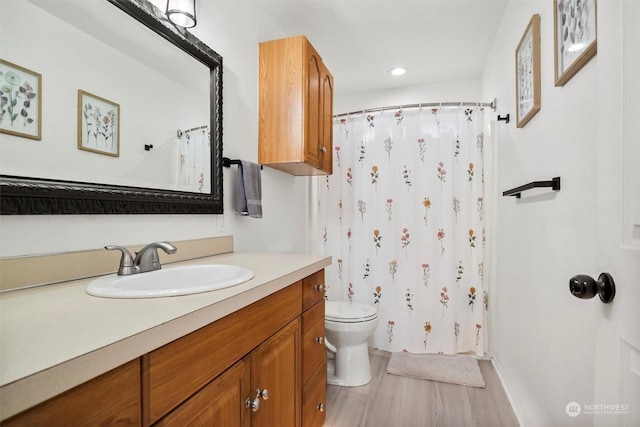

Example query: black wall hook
[497,114,510,124]
[144,144,154,151]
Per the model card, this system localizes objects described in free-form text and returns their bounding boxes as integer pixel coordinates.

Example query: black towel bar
[222,157,263,170]
[503,177,561,198]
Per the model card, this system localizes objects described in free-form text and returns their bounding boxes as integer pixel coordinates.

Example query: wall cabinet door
[250,318,301,427]
[304,47,322,170]
[319,66,333,174]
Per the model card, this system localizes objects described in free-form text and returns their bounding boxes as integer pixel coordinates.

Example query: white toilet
[325,301,379,387]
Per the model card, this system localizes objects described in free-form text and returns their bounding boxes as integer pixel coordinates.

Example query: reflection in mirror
[0,0,223,214]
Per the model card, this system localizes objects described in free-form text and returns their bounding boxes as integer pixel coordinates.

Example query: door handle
[569,272,616,303]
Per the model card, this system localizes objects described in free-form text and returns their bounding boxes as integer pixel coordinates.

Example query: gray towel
[234,160,262,218]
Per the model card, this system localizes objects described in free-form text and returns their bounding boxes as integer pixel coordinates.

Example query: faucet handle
[133,241,177,273]
[105,245,135,275]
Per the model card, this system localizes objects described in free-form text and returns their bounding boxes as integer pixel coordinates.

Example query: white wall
[481,0,616,425]
[0,1,311,257]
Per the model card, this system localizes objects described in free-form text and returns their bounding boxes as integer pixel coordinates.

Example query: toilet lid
[325,301,378,323]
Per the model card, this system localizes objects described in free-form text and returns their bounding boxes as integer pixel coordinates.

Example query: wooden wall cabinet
[4,271,326,427]
[259,35,334,176]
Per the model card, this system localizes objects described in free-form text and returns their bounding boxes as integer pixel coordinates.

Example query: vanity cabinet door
[250,318,301,427]
[154,359,250,427]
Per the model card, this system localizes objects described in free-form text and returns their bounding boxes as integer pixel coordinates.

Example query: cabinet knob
[314,336,325,344]
[320,146,327,153]
[314,284,324,293]
[317,403,325,412]
[258,388,269,400]
[245,397,260,412]
[245,387,268,411]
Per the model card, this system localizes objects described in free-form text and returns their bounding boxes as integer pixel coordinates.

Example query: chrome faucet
[106,241,177,275]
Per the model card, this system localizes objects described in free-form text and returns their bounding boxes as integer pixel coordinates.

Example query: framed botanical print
[516,14,541,128]
[78,90,120,157]
[554,0,597,86]
[0,59,42,140]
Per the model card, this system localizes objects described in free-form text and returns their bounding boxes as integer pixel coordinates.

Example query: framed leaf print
[554,0,597,86]
[0,59,42,140]
[516,14,541,128]
[78,90,120,157]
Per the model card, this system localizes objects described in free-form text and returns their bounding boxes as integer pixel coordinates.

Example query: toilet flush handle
[324,337,337,353]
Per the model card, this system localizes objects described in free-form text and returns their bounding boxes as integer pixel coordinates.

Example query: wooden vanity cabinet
[145,283,301,426]
[2,360,141,427]
[259,35,334,176]
[153,358,250,427]
[301,270,327,427]
[154,319,300,427]
[3,270,326,427]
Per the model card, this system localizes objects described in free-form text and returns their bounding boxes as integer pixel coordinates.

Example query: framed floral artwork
[78,90,120,157]
[516,14,541,128]
[554,0,597,86]
[0,59,42,140]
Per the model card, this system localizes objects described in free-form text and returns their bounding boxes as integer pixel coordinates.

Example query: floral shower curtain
[318,105,487,355]
[176,127,210,193]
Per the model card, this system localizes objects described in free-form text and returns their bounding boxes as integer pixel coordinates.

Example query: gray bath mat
[386,352,485,388]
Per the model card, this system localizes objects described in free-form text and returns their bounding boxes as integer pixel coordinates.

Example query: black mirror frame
[0,0,223,215]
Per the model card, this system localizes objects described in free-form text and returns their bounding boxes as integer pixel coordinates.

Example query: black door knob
[569,273,616,303]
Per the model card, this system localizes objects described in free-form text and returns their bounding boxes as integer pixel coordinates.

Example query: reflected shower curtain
[318,106,486,355]
[176,127,210,193]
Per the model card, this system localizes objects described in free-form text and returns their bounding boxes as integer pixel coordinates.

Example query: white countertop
[0,251,331,419]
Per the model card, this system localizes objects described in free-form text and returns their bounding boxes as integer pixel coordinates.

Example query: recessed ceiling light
[389,67,407,76]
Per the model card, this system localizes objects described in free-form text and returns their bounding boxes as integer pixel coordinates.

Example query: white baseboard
[490,356,526,427]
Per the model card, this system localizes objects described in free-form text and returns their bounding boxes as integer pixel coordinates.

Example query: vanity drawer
[302,269,325,311]
[302,299,326,384]
[144,283,302,425]
[302,365,327,427]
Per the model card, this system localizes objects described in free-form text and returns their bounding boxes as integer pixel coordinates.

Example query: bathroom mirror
[0,0,223,214]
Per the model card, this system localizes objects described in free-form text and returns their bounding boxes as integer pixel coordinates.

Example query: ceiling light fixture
[389,67,407,76]
[166,0,197,28]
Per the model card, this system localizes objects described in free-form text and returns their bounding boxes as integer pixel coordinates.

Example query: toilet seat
[325,301,378,323]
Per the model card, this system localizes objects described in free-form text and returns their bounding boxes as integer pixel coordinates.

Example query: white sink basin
[86,265,255,298]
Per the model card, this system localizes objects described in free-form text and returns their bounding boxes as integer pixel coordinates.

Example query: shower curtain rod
[334,98,497,118]
[176,124,208,138]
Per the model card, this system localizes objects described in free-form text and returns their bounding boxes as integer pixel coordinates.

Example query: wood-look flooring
[323,350,519,427]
